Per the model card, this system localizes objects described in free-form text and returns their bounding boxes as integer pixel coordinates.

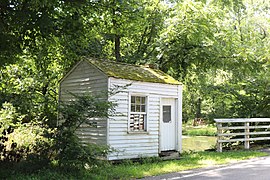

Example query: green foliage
[0,103,53,165]
[0,91,115,175]
[157,0,270,122]
[209,71,270,118]
[157,0,221,79]
[58,92,113,133]
[0,55,62,125]
[0,103,24,133]
[0,103,24,161]
[182,124,216,136]
[54,93,113,169]
[0,93,114,172]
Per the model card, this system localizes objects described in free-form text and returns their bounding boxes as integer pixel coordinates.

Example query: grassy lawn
[182,124,217,136]
[182,136,216,151]
[2,151,267,180]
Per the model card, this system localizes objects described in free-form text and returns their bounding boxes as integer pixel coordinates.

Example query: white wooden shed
[59,57,183,160]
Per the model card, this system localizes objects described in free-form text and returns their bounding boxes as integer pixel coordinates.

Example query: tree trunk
[112,0,121,62]
[115,34,121,62]
[196,98,202,119]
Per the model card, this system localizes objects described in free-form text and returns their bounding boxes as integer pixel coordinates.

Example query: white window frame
[128,93,149,133]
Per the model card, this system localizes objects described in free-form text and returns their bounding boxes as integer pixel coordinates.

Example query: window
[129,96,147,131]
[163,105,171,123]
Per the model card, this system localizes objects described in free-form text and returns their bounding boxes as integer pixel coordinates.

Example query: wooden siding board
[110,145,158,151]
[61,75,104,83]
[62,79,107,85]
[108,145,157,153]
[110,80,178,96]
[109,148,158,154]
[109,78,178,89]
[109,124,128,128]
[61,83,107,90]
[109,135,158,140]
[108,153,158,160]
[109,141,158,147]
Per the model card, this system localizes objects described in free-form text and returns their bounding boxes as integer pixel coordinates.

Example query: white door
[160,98,176,151]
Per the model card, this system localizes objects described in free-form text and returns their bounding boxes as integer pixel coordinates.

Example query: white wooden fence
[215,118,270,152]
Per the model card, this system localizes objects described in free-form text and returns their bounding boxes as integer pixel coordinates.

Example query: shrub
[0,102,54,167]
[0,92,115,171]
[0,102,25,162]
[54,92,114,169]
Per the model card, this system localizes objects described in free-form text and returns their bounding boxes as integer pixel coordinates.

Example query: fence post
[245,122,250,149]
[217,122,222,152]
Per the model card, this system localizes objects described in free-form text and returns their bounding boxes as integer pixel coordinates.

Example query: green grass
[182,136,217,151]
[182,124,217,136]
[2,151,267,180]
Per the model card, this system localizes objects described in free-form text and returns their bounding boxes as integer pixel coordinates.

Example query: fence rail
[214,118,270,152]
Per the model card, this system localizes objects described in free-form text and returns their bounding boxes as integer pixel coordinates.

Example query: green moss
[86,57,180,85]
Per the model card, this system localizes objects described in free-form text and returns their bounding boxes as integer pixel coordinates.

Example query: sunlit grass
[182,124,217,136]
[3,151,267,180]
[182,136,216,151]
[91,151,267,179]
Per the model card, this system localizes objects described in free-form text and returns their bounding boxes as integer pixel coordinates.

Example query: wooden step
[159,150,180,160]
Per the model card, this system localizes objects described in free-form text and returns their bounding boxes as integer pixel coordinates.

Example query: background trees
[156,0,270,121]
[0,0,269,125]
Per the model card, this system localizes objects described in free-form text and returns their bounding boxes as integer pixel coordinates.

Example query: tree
[0,0,100,124]
[90,0,166,62]
[156,0,221,80]
[156,0,270,121]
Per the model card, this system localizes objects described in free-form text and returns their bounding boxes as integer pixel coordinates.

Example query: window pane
[136,96,141,104]
[163,106,171,123]
[141,105,145,112]
[131,96,135,103]
[141,97,145,104]
[131,104,135,112]
[136,105,141,112]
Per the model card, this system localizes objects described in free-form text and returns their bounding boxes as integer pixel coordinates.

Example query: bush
[0,102,53,166]
[0,92,114,171]
[54,92,114,169]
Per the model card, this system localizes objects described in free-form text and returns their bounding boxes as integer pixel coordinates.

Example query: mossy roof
[85,57,180,85]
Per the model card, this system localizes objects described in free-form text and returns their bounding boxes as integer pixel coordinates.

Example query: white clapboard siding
[109,78,179,97]
[109,151,159,160]
[108,131,159,136]
[59,61,108,145]
[107,77,179,160]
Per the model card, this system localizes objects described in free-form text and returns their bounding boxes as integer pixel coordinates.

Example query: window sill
[127,131,149,135]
